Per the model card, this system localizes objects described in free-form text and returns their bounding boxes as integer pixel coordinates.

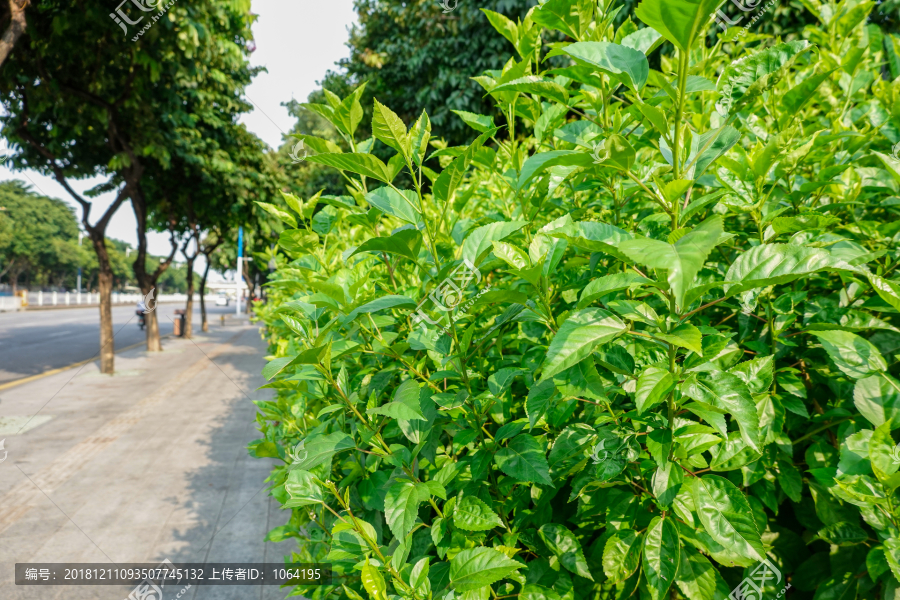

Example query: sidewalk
[0,322,294,599]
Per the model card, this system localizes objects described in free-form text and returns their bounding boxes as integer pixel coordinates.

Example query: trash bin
[174,309,186,337]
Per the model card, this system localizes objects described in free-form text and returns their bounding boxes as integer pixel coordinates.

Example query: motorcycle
[136,309,146,330]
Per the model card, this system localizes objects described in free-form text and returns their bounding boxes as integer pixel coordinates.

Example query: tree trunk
[0,0,29,69]
[200,260,210,332]
[90,233,115,374]
[131,192,176,352]
[184,256,195,338]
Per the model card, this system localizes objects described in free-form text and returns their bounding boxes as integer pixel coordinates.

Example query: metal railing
[0,292,219,312]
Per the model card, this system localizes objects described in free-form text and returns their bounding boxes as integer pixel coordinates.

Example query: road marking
[0,330,244,534]
[0,336,172,392]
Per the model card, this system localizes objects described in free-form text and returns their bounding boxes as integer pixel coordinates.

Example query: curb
[0,334,174,392]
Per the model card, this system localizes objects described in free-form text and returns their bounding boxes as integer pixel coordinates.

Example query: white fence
[0,292,219,312]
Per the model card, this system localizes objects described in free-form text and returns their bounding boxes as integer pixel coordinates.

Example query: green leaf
[526,379,558,429]
[642,516,680,600]
[636,366,676,415]
[728,356,774,394]
[344,295,417,324]
[812,331,887,380]
[855,373,900,430]
[289,432,355,471]
[560,42,649,90]
[817,521,869,546]
[516,150,594,191]
[771,214,842,235]
[385,480,422,540]
[867,273,900,312]
[550,220,634,262]
[724,244,859,296]
[539,523,594,580]
[674,546,732,600]
[256,201,297,228]
[682,371,761,452]
[652,462,684,507]
[451,110,495,133]
[283,469,323,508]
[492,76,570,104]
[449,547,523,592]
[454,495,504,531]
[656,323,703,355]
[365,187,422,225]
[367,379,426,421]
[618,216,724,310]
[871,422,900,482]
[361,562,388,600]
[279,230,319,256]
[578,271,651,308]
[540,308,628,381]
[372,99,410,157]
[602,529,643,582]
[691,475,765,561]
[349,228,423,263]
[461,221,527,265]
[494,434,552,485]
[307,152,393,182]
[488,368,527,397]
[635,0,724,52]
[717,41,815,115]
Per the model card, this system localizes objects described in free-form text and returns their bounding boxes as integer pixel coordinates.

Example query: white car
[215,292,229,307]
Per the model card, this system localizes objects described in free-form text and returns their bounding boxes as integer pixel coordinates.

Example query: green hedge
[250,1,900,598]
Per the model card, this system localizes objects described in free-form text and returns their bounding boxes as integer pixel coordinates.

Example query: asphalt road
[0,303,235,384]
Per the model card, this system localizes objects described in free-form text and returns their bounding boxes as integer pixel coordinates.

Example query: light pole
[236,226,243,316]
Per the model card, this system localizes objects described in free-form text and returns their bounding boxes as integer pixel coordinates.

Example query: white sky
[0,0,356,280]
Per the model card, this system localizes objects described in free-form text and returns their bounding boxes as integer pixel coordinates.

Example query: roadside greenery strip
[250,0,900,598]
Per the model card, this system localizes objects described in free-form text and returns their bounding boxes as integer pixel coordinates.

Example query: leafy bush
[250,1,900,598]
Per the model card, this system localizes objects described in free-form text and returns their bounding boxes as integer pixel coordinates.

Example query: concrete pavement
[0,304,233,385]
[0,320,297,599]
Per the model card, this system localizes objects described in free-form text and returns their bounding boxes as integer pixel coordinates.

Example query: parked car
[215,292,229,307]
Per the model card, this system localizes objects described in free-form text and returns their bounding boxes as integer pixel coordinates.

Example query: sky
[0,0,356,279]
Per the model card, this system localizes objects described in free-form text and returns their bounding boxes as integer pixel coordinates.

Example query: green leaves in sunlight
[540,308,627,381]
[619,216,723,310]
[450,547,522,591]
[560,42,649,90]
[692,476,765,561]
[251,3,900,599]
[635,0,724,52]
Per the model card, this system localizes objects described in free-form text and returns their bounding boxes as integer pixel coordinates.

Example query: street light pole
[236,226,243,316]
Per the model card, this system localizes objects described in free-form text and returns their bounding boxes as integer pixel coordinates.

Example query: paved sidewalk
[0,321,295,599]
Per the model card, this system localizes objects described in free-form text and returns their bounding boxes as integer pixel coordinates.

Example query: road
[0,303,234,385]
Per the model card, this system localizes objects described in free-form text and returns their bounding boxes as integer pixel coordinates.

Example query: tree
[0,180,78,294]
[0,0,29,68]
